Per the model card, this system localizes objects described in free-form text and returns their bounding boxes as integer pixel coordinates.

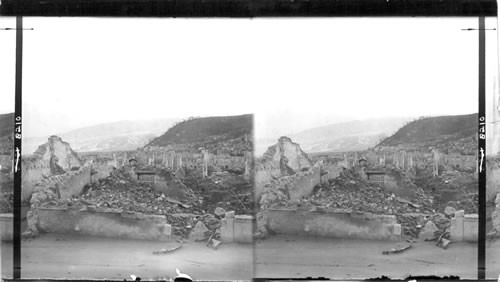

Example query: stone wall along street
[265,208,401,241]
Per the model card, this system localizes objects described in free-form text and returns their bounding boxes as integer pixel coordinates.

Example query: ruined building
[255,136,314,198]
[21,136,84,201]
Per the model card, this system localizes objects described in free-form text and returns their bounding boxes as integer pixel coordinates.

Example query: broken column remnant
[433,149,440,176]
[450,210,478,242]
[220,211,235,242]
[234,215,254,243]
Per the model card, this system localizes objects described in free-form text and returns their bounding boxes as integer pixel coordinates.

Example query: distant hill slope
[0,113,14,139]
[261,117,412,154]
[148,114,253,147]
[0,113,14,156]
[23,118,178,154]
[377,113,477,152]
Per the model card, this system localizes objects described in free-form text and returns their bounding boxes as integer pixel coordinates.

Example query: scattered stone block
[439,238,451,249]
[214,207,226,217]
[444,206,456,216]
[208,239,221,250]
[419,220,438,240]
[189,221,209,241]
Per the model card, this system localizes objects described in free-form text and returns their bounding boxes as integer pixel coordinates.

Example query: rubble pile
[275,170,434,215]
[183,170,253,215]
[28,165,251,240]
[414,170,478,214]
[0,191,13,213]
[258,168,473,239]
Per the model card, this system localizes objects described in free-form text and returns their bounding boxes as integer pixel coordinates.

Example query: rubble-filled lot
[264,167,477,239]
[36,166,253,240]
[0,173,13,213]
[183,170,254,215]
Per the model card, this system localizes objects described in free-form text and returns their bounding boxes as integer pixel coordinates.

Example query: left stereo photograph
[0,17,255,280]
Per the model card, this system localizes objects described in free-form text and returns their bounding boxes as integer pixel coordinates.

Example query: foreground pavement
[3,233,500,280]
[255,234,486,279]
[1,233,253,280]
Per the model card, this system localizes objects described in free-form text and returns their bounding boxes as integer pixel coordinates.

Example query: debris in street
[435,231,451,249]
[437,238,451,249]
[382,244,412,255]
[207,238,222,250]
[153,245,183,255]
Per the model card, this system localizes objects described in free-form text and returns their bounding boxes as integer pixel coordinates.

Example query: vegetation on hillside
[148,114,253,147]
[377,113,477,151]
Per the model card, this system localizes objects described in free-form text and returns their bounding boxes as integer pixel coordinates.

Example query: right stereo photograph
[253,17,497,279]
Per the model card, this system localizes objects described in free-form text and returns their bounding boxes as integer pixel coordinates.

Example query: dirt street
[487,238,500,279]
[255,234,483,279]
[1,233,253,280]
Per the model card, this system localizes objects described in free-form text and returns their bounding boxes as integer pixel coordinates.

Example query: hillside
[148,114,253,148]
[23,118,178,154]
[0,113,14,139]
[377,113,477,153]
[0,113,14,156]
[255,117,411,155]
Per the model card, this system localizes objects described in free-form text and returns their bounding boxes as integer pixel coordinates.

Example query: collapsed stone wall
[255,137,314,199]
[26,165,92,235]
[255,164,281,199]
[59,165,92,199]
[33,136,82,172]
[21,158,51,201]
[30,165,91,205]
[321,163,343,183]
[22,136,85,201]
[33,207,171,241]
[265,208,401,241]
[90,157,120,183]
[261,137,313,172]
[285,163,321,200]
[259,162,322,207]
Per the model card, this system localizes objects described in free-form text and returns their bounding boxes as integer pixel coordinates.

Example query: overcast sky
[0,17,491,140]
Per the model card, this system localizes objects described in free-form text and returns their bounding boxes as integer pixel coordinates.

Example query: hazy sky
[0,17,490,139]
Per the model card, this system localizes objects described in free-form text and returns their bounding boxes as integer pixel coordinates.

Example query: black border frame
[4,4,497,280]
[0,0,497,17]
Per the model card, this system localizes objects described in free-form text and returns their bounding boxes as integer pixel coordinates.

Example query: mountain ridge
[376,113,477,154]
[148,114,253,148]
